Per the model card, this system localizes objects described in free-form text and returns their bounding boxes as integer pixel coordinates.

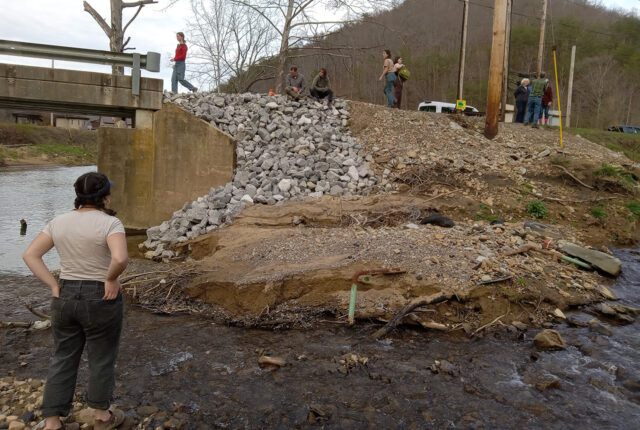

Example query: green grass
[567,127,640,162]
[473,204,500,222]
[594,162,638,190]
[525,200,548,219]
[624,200,640,216]
[37,143,91,158]
[590,204,607,220]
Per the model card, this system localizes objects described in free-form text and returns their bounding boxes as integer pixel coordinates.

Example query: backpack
[398,66,410,81]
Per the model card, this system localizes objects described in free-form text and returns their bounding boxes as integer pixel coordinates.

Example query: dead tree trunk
[83,0,157,75]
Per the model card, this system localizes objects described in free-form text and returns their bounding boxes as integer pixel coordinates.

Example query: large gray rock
[559,241,622,276]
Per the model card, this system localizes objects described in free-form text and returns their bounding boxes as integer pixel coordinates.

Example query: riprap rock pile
[142,92,378,259]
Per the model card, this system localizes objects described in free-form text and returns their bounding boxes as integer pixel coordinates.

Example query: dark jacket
[542,85,553,106]
[514,85,529,103]
[311,74,331,92]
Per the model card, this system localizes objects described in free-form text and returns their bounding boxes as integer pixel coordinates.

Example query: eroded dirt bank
[132,195,617,332]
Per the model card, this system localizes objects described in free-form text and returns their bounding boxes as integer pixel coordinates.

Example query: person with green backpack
[394,57,410,109]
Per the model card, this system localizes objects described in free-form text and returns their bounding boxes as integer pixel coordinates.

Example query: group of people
[171,30,334,104]
[379,49,409,109]
[514,72,553,127]
[284,66,335,104]
[171,32,411,110]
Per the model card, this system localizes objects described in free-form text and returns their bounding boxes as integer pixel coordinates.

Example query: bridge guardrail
[0,39,160,95]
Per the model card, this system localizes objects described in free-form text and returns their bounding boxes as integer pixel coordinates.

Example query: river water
[0,165,96,275]
[1,166,639,429]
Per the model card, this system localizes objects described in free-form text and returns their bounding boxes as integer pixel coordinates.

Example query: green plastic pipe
[561,255,591,269]
[348,283,358,325]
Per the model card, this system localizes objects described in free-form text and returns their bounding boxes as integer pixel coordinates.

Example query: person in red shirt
[539,79,553,125]
[170,32,197,93]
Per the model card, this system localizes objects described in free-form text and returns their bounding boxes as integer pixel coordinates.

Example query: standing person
[310,68,334,104]
[170,32,197,93]
[23,172,128,430]
[378,49,396,108]
[525,72,547,128]
[393,57,407,109]
[285,66,306,100]
[513,78,530,123]
[540,79,553,126]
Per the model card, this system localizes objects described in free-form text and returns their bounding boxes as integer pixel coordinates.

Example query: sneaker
[94,409,125,430]
[523,122,529,126]
[192,87,198,93]
[532,124,538,129]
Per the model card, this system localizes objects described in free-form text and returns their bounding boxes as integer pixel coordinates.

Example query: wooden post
[537,0,548,77]
[565,45,576,128]
[457,0,470,101]
[500,0,512,122]
[484,0,508,139]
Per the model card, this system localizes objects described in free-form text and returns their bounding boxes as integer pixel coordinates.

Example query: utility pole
[565,45,576,128]
[457,0,470,101]
[50,59,54,127]
[537,0,548,76]
[500,0,513,122]
[484,0,508,139]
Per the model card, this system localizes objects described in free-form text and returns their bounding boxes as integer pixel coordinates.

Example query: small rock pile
[142,93,378,259]
[0,377,43,430]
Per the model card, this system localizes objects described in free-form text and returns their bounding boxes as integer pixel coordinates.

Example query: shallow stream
[1,166,638,428]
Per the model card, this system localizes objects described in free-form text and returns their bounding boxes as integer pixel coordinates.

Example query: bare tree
[83,0,158,74]
[187,0,276,92]
[576,55,614,127]
[230,0,396,92]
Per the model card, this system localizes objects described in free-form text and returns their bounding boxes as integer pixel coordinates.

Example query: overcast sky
[0,0,638,92]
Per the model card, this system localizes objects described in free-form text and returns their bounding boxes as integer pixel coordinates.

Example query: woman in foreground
[23,172,128,430]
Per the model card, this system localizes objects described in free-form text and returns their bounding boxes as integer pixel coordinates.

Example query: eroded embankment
[126,194,627,331]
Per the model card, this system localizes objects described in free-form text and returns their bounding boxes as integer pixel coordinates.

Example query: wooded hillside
[220,0,640,129]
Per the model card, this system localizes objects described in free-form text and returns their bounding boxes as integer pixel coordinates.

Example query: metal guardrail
[0,39,161,95]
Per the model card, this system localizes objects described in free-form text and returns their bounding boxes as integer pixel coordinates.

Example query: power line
[460,0,620,39]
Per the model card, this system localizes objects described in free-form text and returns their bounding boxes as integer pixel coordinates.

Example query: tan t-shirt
[383,58,394,75]
[43,210,125,281]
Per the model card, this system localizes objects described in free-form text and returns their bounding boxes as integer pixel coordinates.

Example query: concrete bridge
[0,63,235,230]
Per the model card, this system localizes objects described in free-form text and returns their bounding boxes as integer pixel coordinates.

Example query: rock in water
[420,214,455,228]
[558,241,622,276]
[533,329,566,350]
[588,319,612,336]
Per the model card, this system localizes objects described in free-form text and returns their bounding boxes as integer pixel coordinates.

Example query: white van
[418,101,479,115]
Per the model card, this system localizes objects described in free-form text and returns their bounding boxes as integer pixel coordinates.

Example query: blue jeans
[526,96,542,124]
[171,61,195,93]
[384,73,396,107]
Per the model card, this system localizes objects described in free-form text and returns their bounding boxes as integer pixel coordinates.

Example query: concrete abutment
[98,103,236,230]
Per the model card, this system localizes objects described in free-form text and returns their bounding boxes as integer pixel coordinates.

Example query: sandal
[93,409,125,430]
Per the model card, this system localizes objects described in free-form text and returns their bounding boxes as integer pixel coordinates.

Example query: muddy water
[1,167,639,428]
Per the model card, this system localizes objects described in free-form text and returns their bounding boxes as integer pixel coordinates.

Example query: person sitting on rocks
[310,68,334,104]
[285,66,306,100]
